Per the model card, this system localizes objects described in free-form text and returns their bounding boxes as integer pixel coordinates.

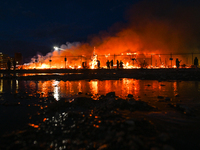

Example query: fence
[32,53,200,69]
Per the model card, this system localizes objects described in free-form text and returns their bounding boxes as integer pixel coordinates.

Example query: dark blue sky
[0,0,199,61]
[0,0,139,59]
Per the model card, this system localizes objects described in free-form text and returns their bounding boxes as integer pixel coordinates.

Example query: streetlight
[53,46,65,56]
[53,46,67,69]
[53,46,65,51]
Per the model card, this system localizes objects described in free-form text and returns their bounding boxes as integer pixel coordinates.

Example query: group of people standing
[82,60,124,69]
[106,60,123,69]
[176,57,198,68]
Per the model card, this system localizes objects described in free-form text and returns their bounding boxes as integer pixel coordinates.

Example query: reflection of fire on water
[53,81,59,101]
[89,80,98,95]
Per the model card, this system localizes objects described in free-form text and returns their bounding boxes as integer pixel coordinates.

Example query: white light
[54,46,59,51]
[53,46,66,51]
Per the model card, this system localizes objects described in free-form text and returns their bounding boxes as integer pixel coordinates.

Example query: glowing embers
[28,123,39,128]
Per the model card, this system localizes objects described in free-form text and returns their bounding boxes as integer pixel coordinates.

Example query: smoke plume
[31,0,200,63]
[94,0,200,55]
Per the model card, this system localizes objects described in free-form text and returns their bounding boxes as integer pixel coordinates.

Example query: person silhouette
[120,60,123,69]
[176,58,181,68]
[194,57,198,68]
[13,59,16,70]
[97,60,100,69]
[110,60,113,69]
[7,59,11,70]
[117,60,119,69]
[106,60,110,69]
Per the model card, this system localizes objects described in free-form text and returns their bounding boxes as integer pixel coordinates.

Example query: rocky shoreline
[0,90,200,150]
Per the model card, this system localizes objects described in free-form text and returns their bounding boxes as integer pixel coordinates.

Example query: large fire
[20,0,200,70]
[22,49,192,70]
[21,0,200,71]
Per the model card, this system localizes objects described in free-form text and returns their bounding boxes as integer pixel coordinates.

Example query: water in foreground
[0,78,200,149]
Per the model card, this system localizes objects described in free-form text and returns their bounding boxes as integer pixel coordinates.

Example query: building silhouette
[14,52,23,65]
[0,52,10,69]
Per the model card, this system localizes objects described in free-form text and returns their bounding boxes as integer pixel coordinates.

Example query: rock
[176,104,193,115]
[127,94,133,98]
[157,96,164,99]
[165,97,171,101]
[116,131,125,137]
[85,93,93,96]
[106,92,115,97]
[175,94,179,97]
[157,133,170,142]
[163,145,175,150]
[72,97,96,108]
[150,147,160,150]
[128,99,136,105]
[125,120,135,125]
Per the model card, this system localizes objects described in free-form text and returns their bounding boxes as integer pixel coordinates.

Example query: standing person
[106,60,110,69]
[97,60,100,69]
[110,60,113,69]
[176,58,181,69]
[194,57,198,68]
[120,60,123,69]
[117,60,119,69]
[13,59,16,70]
[82,62,85,69]
[7,59,11,70]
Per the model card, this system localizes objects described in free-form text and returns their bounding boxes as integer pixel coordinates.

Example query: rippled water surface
[1,78,200,149]
[2,78,200,102]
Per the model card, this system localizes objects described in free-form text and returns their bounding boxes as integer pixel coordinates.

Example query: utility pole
[64,56,67,69]
[49,56,52,69]
[192,53,193,65]
[170,53,173,68]
[35,59,37,69]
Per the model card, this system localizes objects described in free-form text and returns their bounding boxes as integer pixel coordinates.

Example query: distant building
[14,52,23,65]
[0,52,10,69]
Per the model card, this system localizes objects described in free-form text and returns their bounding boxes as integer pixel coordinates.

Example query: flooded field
[0,78,200,149]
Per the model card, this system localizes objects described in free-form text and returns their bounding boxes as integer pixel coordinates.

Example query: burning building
[22,47,199,70]
[14,53,23,66]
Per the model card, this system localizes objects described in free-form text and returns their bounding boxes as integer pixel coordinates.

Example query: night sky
[0,0,200,62]
[0,0,138,59]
